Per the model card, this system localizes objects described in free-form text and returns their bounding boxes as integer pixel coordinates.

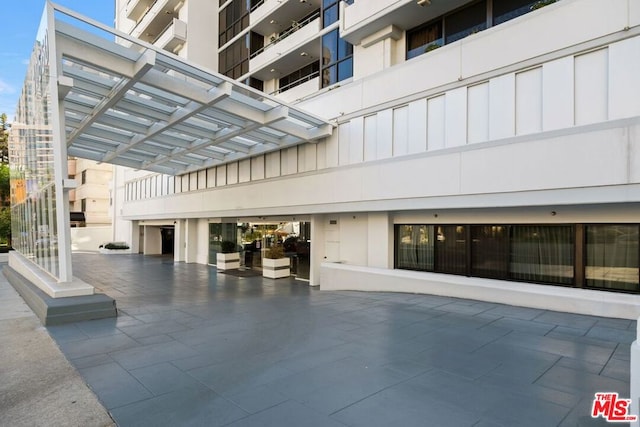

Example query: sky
[0,1,114,122]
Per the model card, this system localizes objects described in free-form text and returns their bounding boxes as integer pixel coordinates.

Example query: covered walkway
[47,253,635,426]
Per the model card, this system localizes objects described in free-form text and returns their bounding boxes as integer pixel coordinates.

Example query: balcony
[250,13,322,78]
[153,18,187,52]
[340,0,468,45]
[251,0,321,35]
[129,0,184,44]
[125,0,152,22]
[273,74,320,103]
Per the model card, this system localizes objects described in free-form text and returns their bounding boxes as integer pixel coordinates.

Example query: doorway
[161,226,174,255]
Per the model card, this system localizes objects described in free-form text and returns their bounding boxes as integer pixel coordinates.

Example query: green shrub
[264,245,285,259]
[101,242,130,250]
[530,0,557,11]
[220,240,237,253]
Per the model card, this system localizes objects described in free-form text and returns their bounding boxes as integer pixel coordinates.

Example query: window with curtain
[395,225,434,271]
[585,225,639,292]
[471,225,510,279]
[510,225,574,285]
[435,225,467,275]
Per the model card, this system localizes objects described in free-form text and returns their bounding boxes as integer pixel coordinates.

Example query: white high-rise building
[9,0,639,319]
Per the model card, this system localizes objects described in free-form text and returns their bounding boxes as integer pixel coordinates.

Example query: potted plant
[262,245,290,279]
[216,240,240,270]
[99,242,130,254]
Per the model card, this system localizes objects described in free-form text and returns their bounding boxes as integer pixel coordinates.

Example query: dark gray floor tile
[227,385,289,414]
[227,400,347,427]
[477,373,581,409]
[61,333,139,359]
[535,365,630,397]
[71,353,114,369]
[601,357,630,382]
[534,311,598,329]
[110,383,248,427]
[129,362,204,395]
[496,332,615,365]
[74,317,127,337]
[79,362,153,409]
[485,305,544,320]
[110,340,199,370]
[484,317,556,336]
[331,381,480,427]
[548,325,591,338]
[481,394,571,427]
[594,317,634,330]
[119,319,190,339]
[586,326,637,344]
[135,333,176,346]
[46,324,89,342]
[555,356,605,375]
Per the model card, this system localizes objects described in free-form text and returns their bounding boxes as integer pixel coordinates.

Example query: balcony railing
[271,70,319,95]
[250,10,320,59]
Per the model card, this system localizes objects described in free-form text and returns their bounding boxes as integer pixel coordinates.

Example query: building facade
[108,0,640,318]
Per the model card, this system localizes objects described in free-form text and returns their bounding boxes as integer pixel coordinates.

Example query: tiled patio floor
[47,253,636,426]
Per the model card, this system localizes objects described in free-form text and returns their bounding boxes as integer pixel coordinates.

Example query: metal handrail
[270,70,319,95]
[250,10,320,59]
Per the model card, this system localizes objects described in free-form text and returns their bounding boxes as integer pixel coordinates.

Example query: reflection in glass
[396,225,434,271]
[510,225,574,284]
[586,225,639,291]
[10,8,61,278]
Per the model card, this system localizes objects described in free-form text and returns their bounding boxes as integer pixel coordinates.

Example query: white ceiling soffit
[54,6,333,176]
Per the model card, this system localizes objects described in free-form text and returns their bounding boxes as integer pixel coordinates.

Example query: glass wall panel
[586,225,639,291]
[435,225,467,275]
[10,9,61,278]
[445,0,487,44]
[396,225,434,271]
[208,223,238,264]
[510,225,574,285]
[471,225,509,279]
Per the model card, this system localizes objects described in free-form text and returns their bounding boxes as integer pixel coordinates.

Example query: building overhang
[55,4,334,176]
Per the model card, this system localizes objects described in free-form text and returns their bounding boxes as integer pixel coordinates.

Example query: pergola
[9,2,332,294]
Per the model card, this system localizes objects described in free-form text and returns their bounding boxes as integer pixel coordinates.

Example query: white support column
[174,220,186,262]
[310,214,326,287]
[130,221,140,254]
[185,219,198,263]
[367,212,393,269]
[50,4,73,283]
[631,317,640,427]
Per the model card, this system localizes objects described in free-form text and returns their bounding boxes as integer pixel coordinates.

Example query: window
[219,35,250,79]
[322,0,339,28]
[321,30,353,88]
[396,225,434,271]
[407,0,544,60]
[585,225,639,292]
[435,225,467,275]
[407,21,443,59]
[445,0,487,44]
[81,170,87,185]
[80,198,86,212]
[471,225,510,279]
[395,222,638,293]
[218,0,250,46]
[493,0,540,25]
[279,62,320,93]
[510,225,574,285]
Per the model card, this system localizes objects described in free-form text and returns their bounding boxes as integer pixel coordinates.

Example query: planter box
[262,257,290,279]
[98,248,130,254]
[217,252,240,270]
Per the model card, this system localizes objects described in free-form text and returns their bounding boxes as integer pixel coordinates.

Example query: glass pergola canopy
[56,6,333,176]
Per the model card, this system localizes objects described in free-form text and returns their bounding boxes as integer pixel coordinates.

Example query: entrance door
[161,227,174,254]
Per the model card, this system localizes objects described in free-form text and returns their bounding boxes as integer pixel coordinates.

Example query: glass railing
[271,70,319,95]
[250,10,320,59]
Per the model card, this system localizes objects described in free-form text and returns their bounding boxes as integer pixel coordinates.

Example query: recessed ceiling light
[300,51,308,56]
[270,19,277,24]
